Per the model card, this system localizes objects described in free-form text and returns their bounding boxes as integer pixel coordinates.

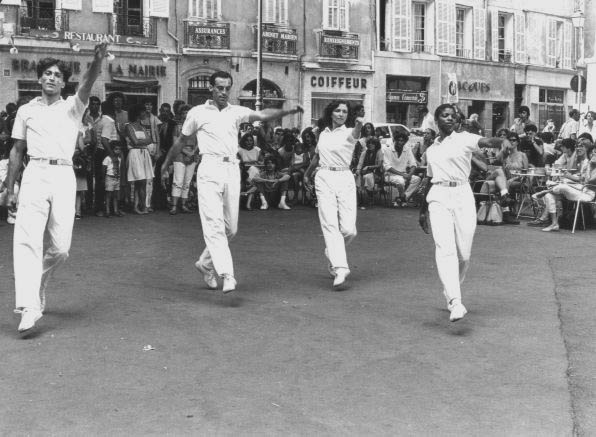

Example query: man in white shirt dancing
[161,71,302,293]
[5,43,108,333]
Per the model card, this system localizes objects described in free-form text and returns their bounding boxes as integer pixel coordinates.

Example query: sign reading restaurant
[27,29,154,45]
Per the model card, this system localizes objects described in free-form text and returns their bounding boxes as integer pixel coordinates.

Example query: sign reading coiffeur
[310,75,368,90]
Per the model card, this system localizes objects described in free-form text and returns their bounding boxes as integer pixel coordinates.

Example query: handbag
[477,200,503,225]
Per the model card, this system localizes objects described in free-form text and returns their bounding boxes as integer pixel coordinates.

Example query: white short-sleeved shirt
[382,147,417,173]
[97,115,118,144]
[316,125,356,167]
[12,95,87,160]
[426,131,481,183]
[181,101,253,157]
[102,155,118,176]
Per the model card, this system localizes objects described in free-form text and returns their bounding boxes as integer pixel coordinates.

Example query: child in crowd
[72,147,89,219]
[103,142,124,217]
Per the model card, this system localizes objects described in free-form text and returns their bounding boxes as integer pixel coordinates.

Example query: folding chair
[572,184,596,234]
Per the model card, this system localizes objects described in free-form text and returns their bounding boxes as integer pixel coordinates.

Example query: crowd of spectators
[1,97,596,233]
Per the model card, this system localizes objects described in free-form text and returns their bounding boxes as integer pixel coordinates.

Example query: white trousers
[172,161,198,199]
[544,184,595,214]
[427,184,476,305]
[385,174,422,200]
[196,157,240,277]
[14,162,75,311]
[315,169,357,270]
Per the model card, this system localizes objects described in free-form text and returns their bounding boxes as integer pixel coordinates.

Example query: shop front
[385,75,429,127]
[442,60,515,137]
[302,70,372,126]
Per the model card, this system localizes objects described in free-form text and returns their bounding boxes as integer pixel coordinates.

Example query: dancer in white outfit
[5,43,108,333]
[418,104,510,322]
[161,71,302,293]
[304,101,363,289]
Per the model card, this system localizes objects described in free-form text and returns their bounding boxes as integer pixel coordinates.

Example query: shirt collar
[32,96,65,106]
[324,124,347,133]
[206,100,230,111]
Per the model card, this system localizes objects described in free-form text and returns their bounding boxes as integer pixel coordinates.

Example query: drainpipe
[167,2,180,99]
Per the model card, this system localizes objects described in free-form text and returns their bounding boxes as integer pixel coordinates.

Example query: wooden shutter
[392,0,411,52]
[473,7,486,60]
[263,0,275,23]
[149,0,169,17]
[340,0,349,31]
[563,20,573,69]
[92,0,113,13]
[279,0,288,24]
[60,0,82,10]
[436,0,455,56]
[0,0,23,5]
[514,12,526,63]
[546,18,557,67]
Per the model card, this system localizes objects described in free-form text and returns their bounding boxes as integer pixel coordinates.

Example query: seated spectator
[170,104,199,215]
[383,131,421,206]
[519,124,544,167]
[238,131,262,190]
[251,156,291,210]
[356,137,383,208]
[577,132,594,155]
[530,140,596,231]
[539,131,558,165]
[351,122,375,171]
[510,105,536,138]
[554,138,578,170]
[579,111,596,139]
[278,132,295,173]
[543,119,556,134]
[288,140,310,202]
[559,109,580,140]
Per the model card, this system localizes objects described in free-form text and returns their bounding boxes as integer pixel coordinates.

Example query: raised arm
[77,43,108,104]
[249,105,303,123]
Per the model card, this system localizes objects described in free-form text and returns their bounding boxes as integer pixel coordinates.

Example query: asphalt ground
[0,204,595,435]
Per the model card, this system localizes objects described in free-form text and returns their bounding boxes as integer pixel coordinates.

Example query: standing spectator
[155,102,178,209]
[510,105,536,137]
[140,99,161,212]
[558,109,581,140]
[92,101,118,216]
[519,124,544,167]
[467,113,483,136]
[542,119,556,134]
[288,139,310,202]
[417,105,437,132]
[5,44,107,333]
[355,137,384,208]
[252,155,292,210]
[351,122,375,172]
[103,142,124,217]
[579,111,596,139]
[74,129,91,219]
[238,131,262,190]
[108,92,129,206]
[125,104,154,214]
[170,104,199,215]
[82,97,102,211]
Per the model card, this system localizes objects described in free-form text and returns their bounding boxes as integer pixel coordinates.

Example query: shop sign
[321,34,360,47]
[262,26,297,41]
[310,75,367,90]
[187,23,230,37]
[108,63,167,78]
[26,29,154,46]
[11,59,82,75]
[458,80,490,93]
[386,91,427,104]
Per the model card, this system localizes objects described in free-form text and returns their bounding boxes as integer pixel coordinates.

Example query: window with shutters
[454,7,472,58]
[189,0,220,20]
[412,3,426,52]
[18,0,68,33]
[436,0,456,56]
[497,12,513,62]
[324,0,348,31]
[263,0,288,25]
[473,7,486,60]
[115,0,143,36]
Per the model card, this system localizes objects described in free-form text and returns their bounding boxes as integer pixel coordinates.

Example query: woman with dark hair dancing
[419,104,509,322]
[304,101,363,289]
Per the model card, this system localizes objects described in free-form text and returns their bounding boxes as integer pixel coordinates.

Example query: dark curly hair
[321,100,351,129]
[37,58,72,84]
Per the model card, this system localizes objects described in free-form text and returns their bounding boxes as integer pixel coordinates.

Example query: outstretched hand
[94,42,108,60]
[419,210,430,234]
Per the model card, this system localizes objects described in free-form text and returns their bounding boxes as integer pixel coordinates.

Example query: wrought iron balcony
[412,43,434,54]
[184,21,230,50]
[18,6,68,34]
[318,30,359,60]
[497,49,512,63]
[456,48,473,59]
[254,25,297,56]
[109,15,157,45]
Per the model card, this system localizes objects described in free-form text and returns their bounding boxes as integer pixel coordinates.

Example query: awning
[111,77,159,88]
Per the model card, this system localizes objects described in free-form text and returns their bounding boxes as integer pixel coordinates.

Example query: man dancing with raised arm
[161,71,302,293]
[5,43,108,333]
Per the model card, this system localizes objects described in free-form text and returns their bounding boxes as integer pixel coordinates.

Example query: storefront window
[188,75,211,106]
[238,79,285,115]
[538,88,566,132]
[18,80,76,100]
[105,83,159,109]
[386,75,428,127]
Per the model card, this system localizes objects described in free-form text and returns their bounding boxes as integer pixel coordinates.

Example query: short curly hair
[37,58,72,84]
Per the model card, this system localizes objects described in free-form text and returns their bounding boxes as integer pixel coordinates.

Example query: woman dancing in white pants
[304,101,363,289]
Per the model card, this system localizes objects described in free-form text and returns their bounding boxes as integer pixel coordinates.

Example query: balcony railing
[184,21,230,50]
[318,30,359,60]
[18,6,68,34]
[412,43,434,54]
[109,15,157,45]
[497,49,512,63]
[254,25,297,56]
[456,48,473,59]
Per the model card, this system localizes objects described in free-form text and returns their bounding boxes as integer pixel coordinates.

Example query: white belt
[433,180,467,187]
[320,166,350,171]
[29,157,73,166]
[200,155,238,163]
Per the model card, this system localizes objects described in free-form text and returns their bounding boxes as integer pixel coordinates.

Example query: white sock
[500,189,508,197]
